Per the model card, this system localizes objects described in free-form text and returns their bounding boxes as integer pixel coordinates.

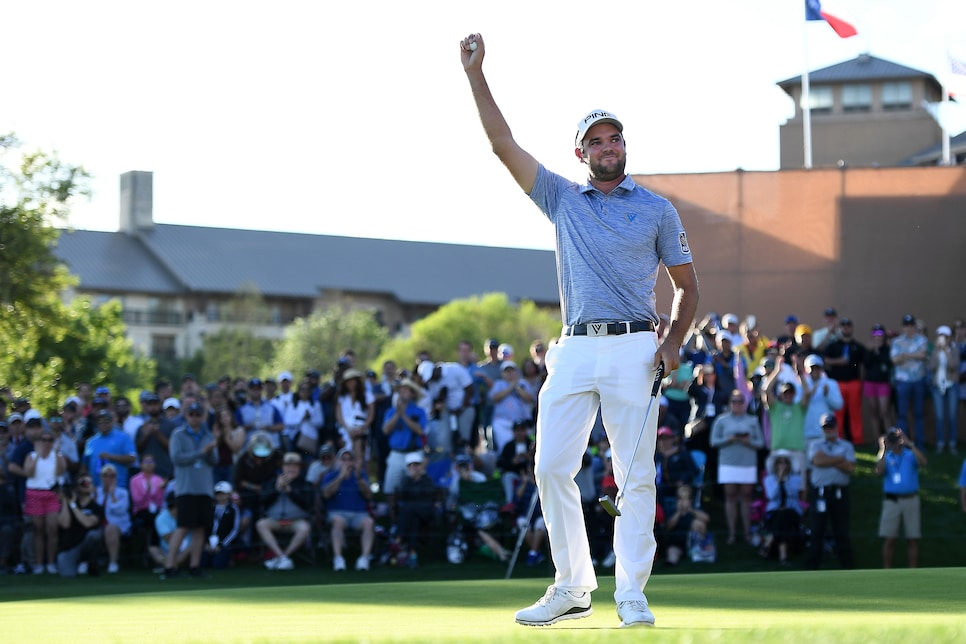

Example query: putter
[505,488,540,580]
[598,360,666,518]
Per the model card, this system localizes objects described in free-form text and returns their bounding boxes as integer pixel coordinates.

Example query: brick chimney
[119,171,154,233]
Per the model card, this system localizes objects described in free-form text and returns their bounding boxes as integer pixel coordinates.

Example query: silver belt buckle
[587,323,609,337]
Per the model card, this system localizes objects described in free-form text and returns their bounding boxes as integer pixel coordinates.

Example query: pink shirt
[129,472,166,514]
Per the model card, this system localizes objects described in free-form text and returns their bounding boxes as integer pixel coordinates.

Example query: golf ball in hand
[469,42,477,51]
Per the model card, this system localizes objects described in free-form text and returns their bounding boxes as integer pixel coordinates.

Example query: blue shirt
[83,429,138,489]
[882,448,920,495]
[384,402,428,451]
[529,165,692,326]
[322,469,370,513]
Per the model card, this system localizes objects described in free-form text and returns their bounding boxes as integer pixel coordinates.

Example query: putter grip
[650,361,665,398]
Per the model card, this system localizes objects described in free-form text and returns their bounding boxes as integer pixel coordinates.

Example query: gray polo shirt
[807,438,855,488]
[529,165,692,326]
[169,424,218,497]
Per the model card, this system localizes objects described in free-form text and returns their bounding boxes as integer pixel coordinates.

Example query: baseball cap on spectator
[779,382,796,394]
[319,444,335,456]
[92,396,109,406]
[416,361,436,383]
[501,361,518,371]
[405,451,424,466]
[277,371,293,383]
[840,317,853,326]
[366,370,377,379]
[455,453,472,466]
[824,307,837,317]
[498,343,514,357]
[785,314,799,324]
[64,395,82,408]
[7,413,23,424]
[902,314,916,326]
[342,368,364,382]
[937,325,952,337]
[248,377,263,388]
[337,447,353,459]
[24,410,43,426]
[820,413,837,428]
[186,402,204,416]
[0,421,7,430]
[657,427,675,438]
[96,409,113,420]
[95,386,110,395]
[306,369,321,378]
[182,373,196,382]
[486,338,499,348]
[795,324,812,338]
[143,392,161,403]
[721,313,738,327]
[282,452,302,465]
[214,481,233,494]
[163,397,181,410]
[337,357,352,367]
[804,354,824,369]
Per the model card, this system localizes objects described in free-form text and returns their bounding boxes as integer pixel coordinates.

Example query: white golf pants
[534,331,659,602]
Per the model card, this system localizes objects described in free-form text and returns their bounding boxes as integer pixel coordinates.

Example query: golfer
[461,34,699,628]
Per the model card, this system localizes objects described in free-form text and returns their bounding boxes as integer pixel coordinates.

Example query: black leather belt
[563,321,655,337]
[885,492,916,501]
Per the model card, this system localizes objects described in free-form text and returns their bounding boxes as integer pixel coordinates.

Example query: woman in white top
[284,381,324,456]
[335,369,374,466]
[24,427,66,574]
[97,463,131,573]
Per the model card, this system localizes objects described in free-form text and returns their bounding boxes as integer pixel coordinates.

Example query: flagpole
[941,82,950,166]
[802,12,813,169]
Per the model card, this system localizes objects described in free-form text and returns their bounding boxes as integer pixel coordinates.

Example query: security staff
[805,413,855,570]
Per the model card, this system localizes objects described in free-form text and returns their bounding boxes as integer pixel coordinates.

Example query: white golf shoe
[514,586,592,626]
[617,598,655,628]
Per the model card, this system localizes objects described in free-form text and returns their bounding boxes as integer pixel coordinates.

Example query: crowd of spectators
[1,309,966,577]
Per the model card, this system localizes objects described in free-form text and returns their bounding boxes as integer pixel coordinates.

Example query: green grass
[4,568,966,642]
[3,444,964,642]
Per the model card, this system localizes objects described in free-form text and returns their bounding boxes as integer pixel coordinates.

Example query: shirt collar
[578,174,638,195]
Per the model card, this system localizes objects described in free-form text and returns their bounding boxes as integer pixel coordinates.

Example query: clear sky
[4,0,965,251]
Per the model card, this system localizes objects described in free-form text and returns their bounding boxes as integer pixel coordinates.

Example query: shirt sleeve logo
[679,232,691,255]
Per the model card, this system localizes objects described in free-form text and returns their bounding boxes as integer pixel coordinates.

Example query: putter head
[598,494,621,517]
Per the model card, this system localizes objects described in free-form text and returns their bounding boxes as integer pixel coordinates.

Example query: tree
[375,293,560,369]
[0,134,155,414]
[199,328,276,384]
[272,307,389,380]
[196,283,277,383]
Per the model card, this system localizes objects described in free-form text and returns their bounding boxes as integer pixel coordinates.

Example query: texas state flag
[806,0,859,38]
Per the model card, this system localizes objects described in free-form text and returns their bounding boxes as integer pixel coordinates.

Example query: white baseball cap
[277,371,293,382]
[416,360,436,383]
[575,109,623,146]
[162,397,181,410]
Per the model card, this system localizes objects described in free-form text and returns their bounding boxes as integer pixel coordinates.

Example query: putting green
[7,568,965,643]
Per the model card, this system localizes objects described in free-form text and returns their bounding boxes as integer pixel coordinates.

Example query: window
[805,86,833,114]
[151,335,177,361]
[882,82,913,111]
[842,84,872,112]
